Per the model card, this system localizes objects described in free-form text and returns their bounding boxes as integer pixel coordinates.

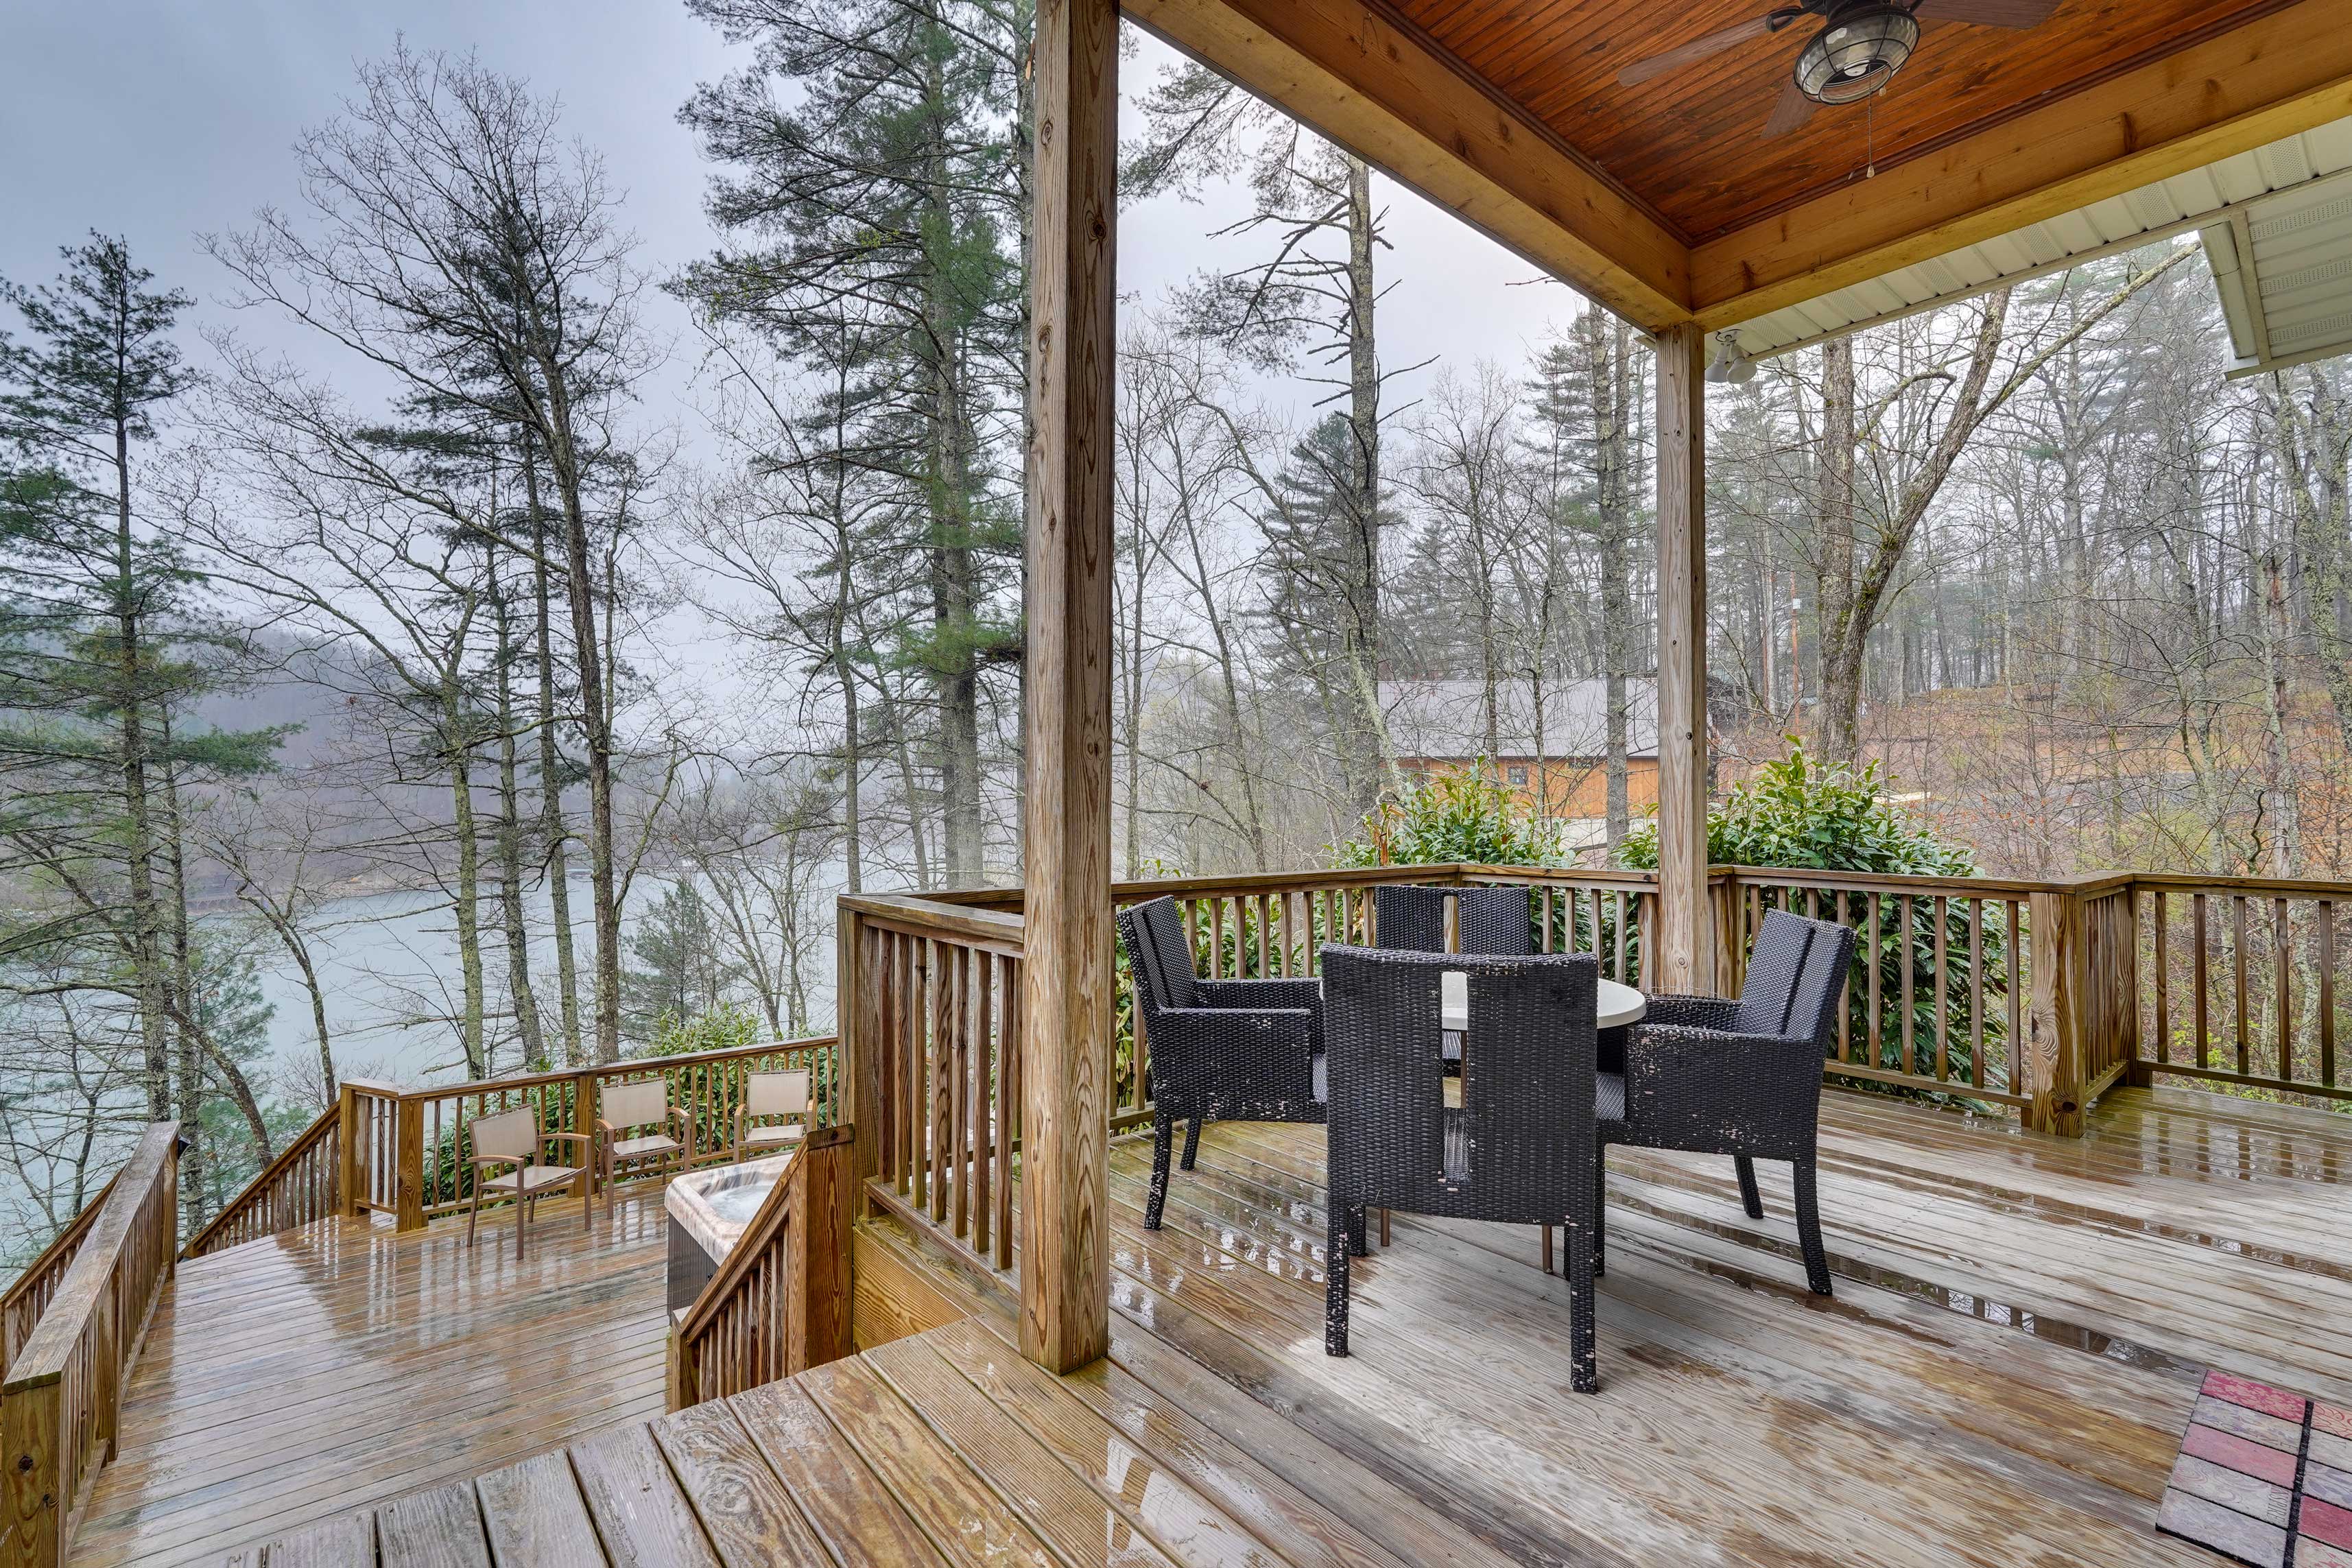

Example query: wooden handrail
[373,1036,837,1104]
[1,1176,117,1385]
[3,1124,179,1568]
[667,1124,855,1410]
[181,1104,340,1261]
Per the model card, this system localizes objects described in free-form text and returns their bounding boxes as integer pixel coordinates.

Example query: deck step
[202,1311,1453,1568]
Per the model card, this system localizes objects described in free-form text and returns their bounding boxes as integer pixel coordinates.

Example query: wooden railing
[1,1124,179,1568]
[841,894,1024,1272]
[182,1105,340,1260]
[328,1038,840,1232]
[1,1177,117,1385]
[2134,874,2351,1108]
[666,1124,855,1410]
[844,861,2352,1202]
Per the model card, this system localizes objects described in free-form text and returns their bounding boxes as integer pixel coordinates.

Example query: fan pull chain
[1866,96,1877,178]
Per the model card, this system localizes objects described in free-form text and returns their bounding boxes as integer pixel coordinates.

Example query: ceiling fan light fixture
[1794,3,1921,106]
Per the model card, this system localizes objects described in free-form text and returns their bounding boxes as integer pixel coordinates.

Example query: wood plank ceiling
[1388,0,2295,243]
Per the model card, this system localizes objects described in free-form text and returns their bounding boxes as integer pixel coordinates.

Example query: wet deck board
[71,1185,675,1568]
[108,1084,2352,1567]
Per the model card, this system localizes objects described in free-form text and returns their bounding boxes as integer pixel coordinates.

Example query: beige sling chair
[596,1078,694,1216]
[464,1105,595,1260]
[734,1069,811,1162]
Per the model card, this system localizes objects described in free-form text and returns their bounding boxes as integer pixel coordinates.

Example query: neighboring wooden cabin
[1384,676,1659,820]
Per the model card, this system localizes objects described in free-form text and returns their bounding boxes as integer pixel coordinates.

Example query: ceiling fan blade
[1761,78,1820,140]
[1912,0,2060,26]
[1617,14,1775,87]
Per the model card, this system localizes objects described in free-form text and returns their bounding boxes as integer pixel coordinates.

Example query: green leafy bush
[647,999,768,1058]
[1617,743,1974,876]
[1334,765,1565,869]
[1623,744,2006,1098]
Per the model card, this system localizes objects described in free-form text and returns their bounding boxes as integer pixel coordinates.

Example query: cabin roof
[1381,676,1660,760]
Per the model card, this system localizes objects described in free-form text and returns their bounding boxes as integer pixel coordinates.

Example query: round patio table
[1439,973,1648,1032]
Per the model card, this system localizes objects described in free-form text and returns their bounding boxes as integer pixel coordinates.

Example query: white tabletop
[1439,973,1646,1032]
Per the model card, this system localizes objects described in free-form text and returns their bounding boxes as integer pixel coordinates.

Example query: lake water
[246,875,837,1090]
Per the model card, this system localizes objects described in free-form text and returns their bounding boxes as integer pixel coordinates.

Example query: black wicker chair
[1321,944,1602,1392]
[1373,883,1536,956]
[1119,895,1325,1231]
[1597,909,1857,1296]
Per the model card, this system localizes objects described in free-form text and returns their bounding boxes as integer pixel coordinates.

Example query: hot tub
[665,1154,792,1312]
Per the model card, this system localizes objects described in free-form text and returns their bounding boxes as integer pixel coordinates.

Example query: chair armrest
[1198,977,1321,1008]
[1622,1023,1825,1160]
[669,1106,696,1153]
[1147,1007,1317,1109]
[468,1152,523,1171]
[541,1132,595,1152]
[1193,979,1324,1054]
[1639,993,1742,1032]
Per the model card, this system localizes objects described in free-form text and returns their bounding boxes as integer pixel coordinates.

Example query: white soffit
[1727,115,2352,371]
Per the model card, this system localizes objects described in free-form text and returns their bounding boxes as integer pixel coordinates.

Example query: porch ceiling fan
[1616,0,2061,140]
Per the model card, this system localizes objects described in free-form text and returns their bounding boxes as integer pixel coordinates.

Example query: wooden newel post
[1021,0,1119,1375]
[840,904,885,1188]
[1,1373,63,1567]
[2027,885,2088,1138]
[1654,322,1714,995]
[393,1095,427,1233]
[336,1081,363,1219]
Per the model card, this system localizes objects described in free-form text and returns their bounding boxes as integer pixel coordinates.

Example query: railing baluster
[2323,900,2338,1089]
[1898,896,1918,1078]
[1866,891,1884,1074]
[2274,896,2293,1084]
[1932,895,1949,1082]
[1969,897,1985,1089]
[2233,894,2251,1077]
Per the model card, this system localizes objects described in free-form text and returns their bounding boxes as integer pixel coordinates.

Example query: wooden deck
[72,1183,673,1568]
[85,1083,2352,1566]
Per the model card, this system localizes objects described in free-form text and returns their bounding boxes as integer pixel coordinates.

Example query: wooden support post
[1021,0,1119,1376]
[571,1070,598,1180]
[2028,884,2089,1137]
[787,1125,858,1374]
[1,1374,62,1568]
[1654,322,1715,995]
[393,1096,427,1233]
[336,1081,363,1219]
[840,904,884,1189]
[1709,871,1743,997]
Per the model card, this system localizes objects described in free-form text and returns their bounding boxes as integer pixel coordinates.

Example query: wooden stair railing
[2,1124,180,1568]
[666,1124,855,1411]
[182,1103,340,1260]
[1,1175,117,1386]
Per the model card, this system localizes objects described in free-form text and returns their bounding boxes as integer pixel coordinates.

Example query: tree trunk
[114,415,168,1121]
[1814,335,1863,763]
[1339,154,1389,816]
[529,486,585,1067]
[444,682,488,1077]
[924,37,988,887]
[1589,313,1637,851]
[491,560,546,1066]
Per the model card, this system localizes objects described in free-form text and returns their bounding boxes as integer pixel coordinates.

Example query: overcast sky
[1,0,1591,442]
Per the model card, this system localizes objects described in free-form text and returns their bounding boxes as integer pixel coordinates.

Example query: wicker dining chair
[1321,943,1603,1390]
[1372,883,1536,957]
[733,1069,811,1162]
[1596,908,1857,1296]
[595,1078,694,1217]
[463,1105,596,1261]
[1118,895,1325,1231]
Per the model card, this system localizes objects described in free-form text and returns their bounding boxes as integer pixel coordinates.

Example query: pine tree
[1253,414,1395,820]
[677,0,1031,886]
[0,235,283,1215]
